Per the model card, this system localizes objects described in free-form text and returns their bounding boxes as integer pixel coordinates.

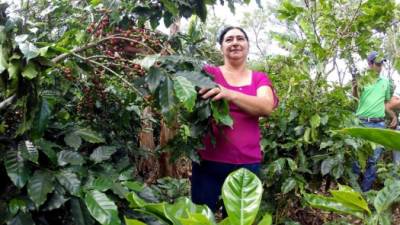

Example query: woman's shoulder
[252,70,271,82]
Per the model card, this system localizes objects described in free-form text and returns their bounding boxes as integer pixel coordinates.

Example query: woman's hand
[199,85,236,101]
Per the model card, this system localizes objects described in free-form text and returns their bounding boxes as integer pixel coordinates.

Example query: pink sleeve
[256,72,279,109]
[202,64,218,76]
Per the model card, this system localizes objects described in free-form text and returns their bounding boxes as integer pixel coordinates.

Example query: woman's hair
[217,26,249,45]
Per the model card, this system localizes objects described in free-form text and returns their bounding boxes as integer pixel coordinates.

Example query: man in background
[353,51,392,191]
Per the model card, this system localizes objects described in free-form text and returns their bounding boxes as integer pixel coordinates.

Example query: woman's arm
[199,85,275,117]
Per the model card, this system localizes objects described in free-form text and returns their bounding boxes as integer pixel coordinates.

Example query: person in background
[385,80,400,165]
[191,26,278,212]
[353,51,392,191]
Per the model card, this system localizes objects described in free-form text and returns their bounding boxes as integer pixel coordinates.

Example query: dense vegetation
[1,0,400,225]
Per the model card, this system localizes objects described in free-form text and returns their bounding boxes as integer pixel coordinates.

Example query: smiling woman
[191,26,279,214]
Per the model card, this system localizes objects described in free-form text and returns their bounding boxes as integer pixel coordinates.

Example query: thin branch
[71,53,147,102]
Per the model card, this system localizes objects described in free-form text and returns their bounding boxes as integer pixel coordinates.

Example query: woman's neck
[222,60,247,73]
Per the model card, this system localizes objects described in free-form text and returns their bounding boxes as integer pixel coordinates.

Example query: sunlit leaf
[174,76,197,112]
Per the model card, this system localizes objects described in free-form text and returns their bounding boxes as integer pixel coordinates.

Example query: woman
[191,26,278,212]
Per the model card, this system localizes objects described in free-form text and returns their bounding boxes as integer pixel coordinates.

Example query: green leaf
[4,149,30,188]
[340,128,400,150]
[31,98,51,138]
[43,190,69,211]
[84,190,121,225]
[310,114,321,128]
[146,67,163,93]
[222,168,263,225]
[19,140,38,164]
[174,76,197,112]
[9,198,27,216]
[21,62,38,79]
[36,139,58,164]
[56,170,81,195]
[176,71,216,89]
[8,61,20,80]
[64,133,82,150]
[27,170,54,207]
[178,213,215,225]
[211,100,233,128]
[90,146,117,163]
[74,128,105,143]
[19,41,39,61]
[330,185,371,215]
[159,77,177,122]
[374,180,400,214]
[166,197,215,224]
[90,177,113,192]
[57,150,85,166]
[281,177,297,194]
[70,197,95,225]
[125,218,147,225]
[8,212,35,225]
[258,213,273,225]
[122,181,145,192]
[303,193,365,219]
[160,0,179,15]
[321,158,336,176]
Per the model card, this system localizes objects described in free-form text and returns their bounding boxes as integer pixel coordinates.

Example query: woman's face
[220,28,249,61]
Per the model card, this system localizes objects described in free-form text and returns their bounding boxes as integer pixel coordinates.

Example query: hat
[367,51,386,64]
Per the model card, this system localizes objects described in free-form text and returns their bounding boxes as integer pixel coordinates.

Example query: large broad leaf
[222,168,263,225]
[4,149,30,188]
[31,98,51,138]
[330,185,371,215]
[340,128,400,150]
[19,140,38,164]
[178,213,215,225]
[84,190,121,225]
[126,192,171,224]
[303,193,365,219]
[210,100,233,128]
[146,67,164,93]
[70,197,95,225]
[173,76,197,112]
[36,139,58,164]
[56,170,81,195]
[126,192,215,225]
[175,71,216,89]
[57,150,85,166]
[89,146,117,163]
[8,212,35,225]
[166,197,215,225]
[374,180,400,214]
[159,77,177,122]
[90,177,114,192]
[27,170,54,207]
[18,41,39,61]
[74,128,105,143]
[160,0,179,15]
[64,132,82,150]
[42,187,69,211]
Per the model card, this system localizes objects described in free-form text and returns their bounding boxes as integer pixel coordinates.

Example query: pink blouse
[198,65,278,164]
